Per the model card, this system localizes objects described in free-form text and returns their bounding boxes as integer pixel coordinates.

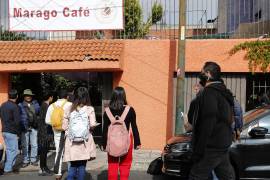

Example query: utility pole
[175,0,186,135]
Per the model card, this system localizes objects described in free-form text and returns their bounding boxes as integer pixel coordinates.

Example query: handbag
[147,157,163,175]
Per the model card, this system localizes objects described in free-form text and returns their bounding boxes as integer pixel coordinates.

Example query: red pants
[108,135,133,180]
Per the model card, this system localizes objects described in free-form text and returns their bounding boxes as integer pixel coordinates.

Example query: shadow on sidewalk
[97,170,107,180]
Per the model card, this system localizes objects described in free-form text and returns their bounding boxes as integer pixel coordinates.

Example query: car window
[241,110,270,137]
[257,114,270,133]
[241,112,270,137]
[244,108,270,126]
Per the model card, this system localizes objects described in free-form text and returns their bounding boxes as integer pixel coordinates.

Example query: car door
[241,113,270,179]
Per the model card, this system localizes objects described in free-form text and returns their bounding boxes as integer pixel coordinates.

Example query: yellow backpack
[50,100,67,131]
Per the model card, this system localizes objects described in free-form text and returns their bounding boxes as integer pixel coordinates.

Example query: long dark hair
[109,87,127,110]
[70,87,91,112]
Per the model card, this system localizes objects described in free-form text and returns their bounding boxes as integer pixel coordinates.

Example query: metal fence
[0,0,269,40]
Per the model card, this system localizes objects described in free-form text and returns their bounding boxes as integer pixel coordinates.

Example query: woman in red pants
[102,87,141,180]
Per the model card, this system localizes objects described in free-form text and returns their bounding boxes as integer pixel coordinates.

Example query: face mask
[198,73,208,86]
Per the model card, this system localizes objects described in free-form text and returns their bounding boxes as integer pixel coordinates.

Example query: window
[258,113,270,132]
[255,9,262,21]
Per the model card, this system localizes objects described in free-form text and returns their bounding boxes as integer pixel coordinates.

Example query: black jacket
[102,106,141,149]
[0,100,21,135]
[38,102,53,146]
[192,82,234,161]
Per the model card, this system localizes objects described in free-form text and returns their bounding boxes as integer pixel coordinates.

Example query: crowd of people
[0,86,141,180]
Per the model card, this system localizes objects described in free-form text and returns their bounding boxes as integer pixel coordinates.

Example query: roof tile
[0,40,123,63]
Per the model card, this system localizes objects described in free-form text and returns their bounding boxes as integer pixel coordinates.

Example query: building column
[0,73,9,104]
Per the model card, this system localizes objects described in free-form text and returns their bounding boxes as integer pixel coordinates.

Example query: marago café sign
[9,0,123,31]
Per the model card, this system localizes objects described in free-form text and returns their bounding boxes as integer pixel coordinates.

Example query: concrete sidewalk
[18,149,162,172]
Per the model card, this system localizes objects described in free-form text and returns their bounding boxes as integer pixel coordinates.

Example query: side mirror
[249,127,268,138]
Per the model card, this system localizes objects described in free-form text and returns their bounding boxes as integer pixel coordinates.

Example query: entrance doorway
[11,72,113,144]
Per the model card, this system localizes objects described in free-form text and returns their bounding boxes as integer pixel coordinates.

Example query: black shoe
[38,169,53,176]
[21,163,29,168]
[43,167,53,174]
[31,161,39,166]
[12,168,20,174]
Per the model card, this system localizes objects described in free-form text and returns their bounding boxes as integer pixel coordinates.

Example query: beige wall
[113,40,177,150]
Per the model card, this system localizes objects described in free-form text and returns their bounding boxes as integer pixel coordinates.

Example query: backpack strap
[105,107,116,123]
[53,100,67,109]
[61,100,67,108]
[119,106,130,122]
[105,106,130,123]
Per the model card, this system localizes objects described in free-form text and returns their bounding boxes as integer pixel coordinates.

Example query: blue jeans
[21,129,38,163]
[67,160,87,180]
[3,132,18,172]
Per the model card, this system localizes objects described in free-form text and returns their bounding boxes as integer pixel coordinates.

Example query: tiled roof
[0,40,123,63]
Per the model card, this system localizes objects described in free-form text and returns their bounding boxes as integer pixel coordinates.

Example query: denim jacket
[18,100,40,131]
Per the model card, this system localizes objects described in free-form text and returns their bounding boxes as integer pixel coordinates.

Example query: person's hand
[135,145,141,150]
[99,145,105,152]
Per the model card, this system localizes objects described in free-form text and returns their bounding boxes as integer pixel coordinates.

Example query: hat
[23,89,35,96]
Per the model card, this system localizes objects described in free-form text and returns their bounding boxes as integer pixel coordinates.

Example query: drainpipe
[175,0,186,135]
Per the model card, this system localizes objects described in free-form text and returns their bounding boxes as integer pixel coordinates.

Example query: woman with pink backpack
[102,86,141,180]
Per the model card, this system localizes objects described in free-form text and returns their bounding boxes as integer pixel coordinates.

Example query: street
[1,171,181,180]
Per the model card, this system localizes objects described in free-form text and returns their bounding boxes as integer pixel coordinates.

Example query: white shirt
[45,99,72,125]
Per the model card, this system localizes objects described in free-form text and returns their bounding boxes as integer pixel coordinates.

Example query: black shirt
[102,106,141,149]
[0,100,21,135]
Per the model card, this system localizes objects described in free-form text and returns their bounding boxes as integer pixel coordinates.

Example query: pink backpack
[105,106,131,157]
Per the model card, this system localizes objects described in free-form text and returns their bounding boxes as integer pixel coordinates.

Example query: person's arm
[62,110,69,131]
[18,103,27,131]
[102,111,110,150]
[45,105,53,125]
[14,105,21,135]
[89,107,97,130]
[192,89,217,161]
[34,100,40,114]
[187,99,196,125]
[130,108,141,149]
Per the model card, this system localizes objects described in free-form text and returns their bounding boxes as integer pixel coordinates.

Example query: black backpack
[24,106,39,129]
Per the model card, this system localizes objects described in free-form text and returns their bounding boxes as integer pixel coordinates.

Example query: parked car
[162,106,270,179]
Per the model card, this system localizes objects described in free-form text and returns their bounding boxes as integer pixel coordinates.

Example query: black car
[162,107,270,179]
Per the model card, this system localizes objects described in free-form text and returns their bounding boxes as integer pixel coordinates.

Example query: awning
[0,40,123,72]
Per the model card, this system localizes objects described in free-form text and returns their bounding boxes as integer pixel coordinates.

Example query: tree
[229,40,270,72]
[119,0,163,39]
[0,29,29,41]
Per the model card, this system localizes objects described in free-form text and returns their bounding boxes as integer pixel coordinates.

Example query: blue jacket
[233,99,243,130]
[18,100,40,131]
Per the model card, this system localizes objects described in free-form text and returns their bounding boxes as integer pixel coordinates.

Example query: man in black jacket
[0,89,20,174]
[189,62,235,180]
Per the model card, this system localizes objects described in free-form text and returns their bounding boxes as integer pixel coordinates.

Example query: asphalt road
[1,171,182,180]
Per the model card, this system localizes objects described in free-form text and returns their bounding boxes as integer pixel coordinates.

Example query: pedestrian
[189,62,235,180]
[18,89,40,168]
[38,91,54,176]
[0,89,20,174]
[45,89,72,180]
[62,87,97,180]
[102,86,141,180]
[232,96,243,141]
